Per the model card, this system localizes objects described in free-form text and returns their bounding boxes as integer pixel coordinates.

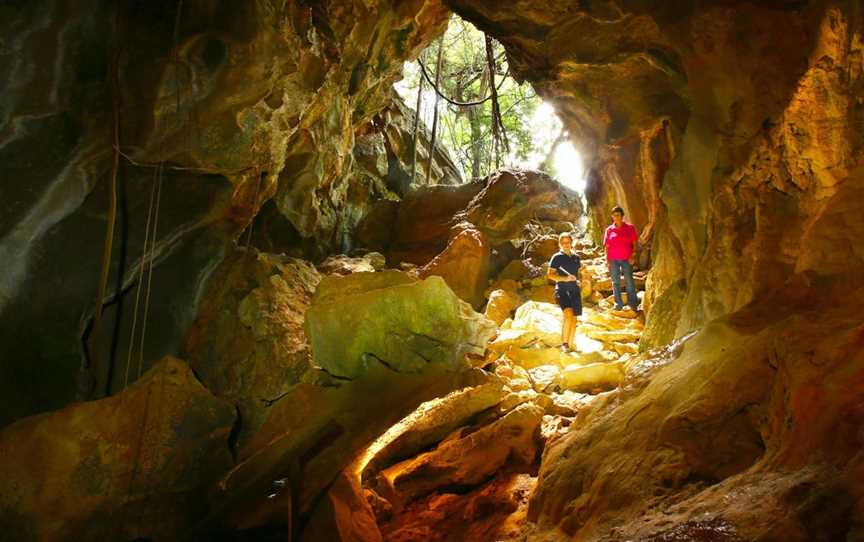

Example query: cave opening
[394,14,587,196]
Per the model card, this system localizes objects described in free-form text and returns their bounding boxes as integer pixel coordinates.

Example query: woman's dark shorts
[555,286,582,315]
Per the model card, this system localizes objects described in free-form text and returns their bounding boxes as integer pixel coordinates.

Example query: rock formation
[0,0,452,424]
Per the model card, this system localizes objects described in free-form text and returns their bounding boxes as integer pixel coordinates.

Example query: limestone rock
[524,235,560,265]
[379,473,537,542]
[462,169,583,244]
[420,225,491,308]
[182,250,320,447]
[529,300,864,540]
[306,272,496,379]
[581,327,643,345]
[360,380,508,479]
[0,357,235,541]
[528,365,563,393]
[0,0,453,423]
[497,259,535,281]
[317,252,387,275]
[560,362,626,393]
[484,288,522,326]
[211,363,493,532]
[377,403,544,505]
[363,182,486,264]
[525,284,557,305]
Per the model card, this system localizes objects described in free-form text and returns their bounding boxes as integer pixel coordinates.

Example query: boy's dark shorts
[555,287,582,315]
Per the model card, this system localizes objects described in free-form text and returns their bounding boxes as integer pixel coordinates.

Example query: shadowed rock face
[0,0,451,424]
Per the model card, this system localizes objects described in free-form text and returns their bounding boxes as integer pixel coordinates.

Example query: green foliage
[397,16,556,180]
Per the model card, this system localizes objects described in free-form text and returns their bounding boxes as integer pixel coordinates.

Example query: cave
[0,1,862,541]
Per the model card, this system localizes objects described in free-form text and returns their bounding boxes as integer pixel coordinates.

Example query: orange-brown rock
[207,363,493,533]
[377,403,544,506]
[360,182,486,265]
[485,288,522,326]
[529,299,864,540]
[0,357,235,541]
[523,235,560,265]
[182,249,321,447]
[420,225,491,308]
[317,252,386,275]
[379,472,537,542]
[462,169,583,244]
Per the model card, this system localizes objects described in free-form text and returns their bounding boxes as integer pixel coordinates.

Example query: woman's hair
[611,206,625,216]
[558,232,573,244]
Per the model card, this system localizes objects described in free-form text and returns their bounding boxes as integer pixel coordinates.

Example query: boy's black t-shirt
[549,251,581,290]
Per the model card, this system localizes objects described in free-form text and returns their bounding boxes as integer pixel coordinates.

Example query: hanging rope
[122,162,158,389]
[485,34,510,168]
[117,1,184,538]
[83,0,124,400]
[410,52,425,184]
[135,163,165,379]
[425,37,445,183]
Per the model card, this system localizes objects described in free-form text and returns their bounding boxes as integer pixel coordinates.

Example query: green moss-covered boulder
[305,271,496,379]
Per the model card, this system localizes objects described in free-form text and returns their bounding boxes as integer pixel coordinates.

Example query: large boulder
[461,169,583,244]
[420,225,491,308]
[182,249,321,447]
[0,357,235,541]
[359,182,486,264]
[306,271,497,379]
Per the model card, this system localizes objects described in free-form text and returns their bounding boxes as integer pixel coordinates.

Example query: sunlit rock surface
[206,355,494,536]
[2,0,863,540]
[528,298,864,541]
[377,402,543,506]
[419,224,491,308]
[0,357,235,541]
[306,271,496,379]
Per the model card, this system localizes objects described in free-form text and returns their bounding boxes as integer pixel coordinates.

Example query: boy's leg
[567,295,581,347]
[561,308,575,347]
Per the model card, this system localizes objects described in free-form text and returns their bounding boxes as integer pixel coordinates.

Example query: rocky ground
[319,230,653,542]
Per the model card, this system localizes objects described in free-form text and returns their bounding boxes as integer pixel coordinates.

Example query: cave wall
[0,0,451,426]
[440,0,864,538]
